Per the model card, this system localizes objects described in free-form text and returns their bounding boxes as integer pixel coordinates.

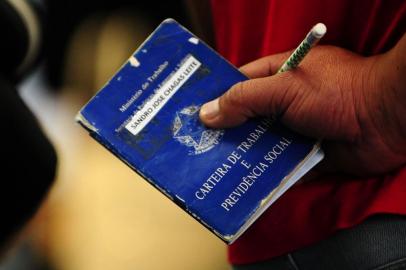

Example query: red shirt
[210,0,406,265]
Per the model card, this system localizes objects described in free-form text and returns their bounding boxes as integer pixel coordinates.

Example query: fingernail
[200,99,220,120]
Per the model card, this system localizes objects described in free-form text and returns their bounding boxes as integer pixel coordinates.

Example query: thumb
[199,72,299,128]
[200,51,295,128]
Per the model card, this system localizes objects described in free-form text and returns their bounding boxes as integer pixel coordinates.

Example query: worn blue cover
[77,19,322,243]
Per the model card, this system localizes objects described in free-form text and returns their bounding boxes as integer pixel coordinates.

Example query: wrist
[381,34,406,135]
[369,34,406,162]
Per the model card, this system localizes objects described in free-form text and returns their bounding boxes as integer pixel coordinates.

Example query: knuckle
[280,72,300,93]
[218,80,256,121]
[224,81,248,108]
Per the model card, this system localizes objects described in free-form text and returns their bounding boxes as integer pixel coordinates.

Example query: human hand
[200,39,406,175]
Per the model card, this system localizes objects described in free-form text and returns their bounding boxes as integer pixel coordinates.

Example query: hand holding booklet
[76,19,324,243]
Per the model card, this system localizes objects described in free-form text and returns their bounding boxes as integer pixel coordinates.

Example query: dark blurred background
[0,0,226,269]
[43,0,192,88]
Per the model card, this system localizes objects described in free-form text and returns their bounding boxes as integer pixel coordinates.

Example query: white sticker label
[125,55,202,135]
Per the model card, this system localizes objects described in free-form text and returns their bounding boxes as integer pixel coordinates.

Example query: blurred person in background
[0,0,188,263]
[0,0,226,270]
[0,0,56,254]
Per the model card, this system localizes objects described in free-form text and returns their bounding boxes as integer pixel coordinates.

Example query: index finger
[239,50,293,78]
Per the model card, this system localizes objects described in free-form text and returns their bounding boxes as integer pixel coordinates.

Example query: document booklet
[76,19,324,243]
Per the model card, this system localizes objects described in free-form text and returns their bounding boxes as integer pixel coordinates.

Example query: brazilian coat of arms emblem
[172,105,224,155]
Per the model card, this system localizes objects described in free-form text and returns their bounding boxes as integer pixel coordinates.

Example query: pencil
[277,23,327,73]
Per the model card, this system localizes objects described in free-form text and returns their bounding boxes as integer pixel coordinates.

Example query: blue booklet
[76,19,323,243]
